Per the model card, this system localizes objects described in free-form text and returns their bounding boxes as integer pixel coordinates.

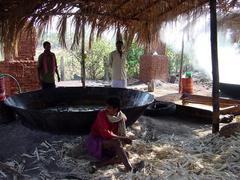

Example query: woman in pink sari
[86,97,144,173]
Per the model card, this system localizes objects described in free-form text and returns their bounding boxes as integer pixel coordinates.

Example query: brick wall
[139,54,168,82]
[0,29,40,96]
[14,31,36,61]
[144,41,166,55]
[0,61,39,96]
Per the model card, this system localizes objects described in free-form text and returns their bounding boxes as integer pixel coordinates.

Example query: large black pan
[4,87,154,134]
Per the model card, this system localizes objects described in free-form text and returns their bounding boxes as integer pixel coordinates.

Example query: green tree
[85,39,113,79]
[166,46,191,76]
[126,43,144,78]
[68,39,114,80]
[37,33,145,80]
[54,49,81,80]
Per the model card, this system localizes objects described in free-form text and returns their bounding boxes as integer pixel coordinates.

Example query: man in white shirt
[109,40,127,88]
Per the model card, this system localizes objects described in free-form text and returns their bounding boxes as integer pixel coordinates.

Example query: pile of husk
[1,116,240,179]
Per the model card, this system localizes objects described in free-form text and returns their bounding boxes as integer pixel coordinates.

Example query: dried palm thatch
[216,0,240,42]
[0,0,238,55]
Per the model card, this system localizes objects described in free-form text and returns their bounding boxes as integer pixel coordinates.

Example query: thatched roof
[0,0,238,54]
[218,0,240,43]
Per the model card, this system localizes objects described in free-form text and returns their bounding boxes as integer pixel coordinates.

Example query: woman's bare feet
[133,160,145,173]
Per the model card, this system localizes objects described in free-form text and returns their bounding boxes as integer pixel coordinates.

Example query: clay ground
[1,80,239,179]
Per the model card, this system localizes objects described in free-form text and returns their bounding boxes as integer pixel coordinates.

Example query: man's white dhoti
[111,80,127,88]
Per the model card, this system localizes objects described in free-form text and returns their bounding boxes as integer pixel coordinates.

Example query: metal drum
[181,77,193,94]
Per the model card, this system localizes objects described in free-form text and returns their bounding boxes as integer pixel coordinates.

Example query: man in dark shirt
[37,41,60,89]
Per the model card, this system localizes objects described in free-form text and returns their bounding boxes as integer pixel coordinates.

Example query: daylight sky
[160,14,240,84]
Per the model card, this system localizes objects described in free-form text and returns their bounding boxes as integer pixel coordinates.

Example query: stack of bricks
[139,54,168,83]
[0,61,39,96]
[139,41,169,83]
[0,29,40,96]
[14,31,36,61]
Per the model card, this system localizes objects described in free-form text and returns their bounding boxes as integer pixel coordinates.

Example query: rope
[0,73,22,93]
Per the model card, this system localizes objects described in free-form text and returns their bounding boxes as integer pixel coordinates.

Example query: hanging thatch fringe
[0,0,238,54]
[57,16,67,48]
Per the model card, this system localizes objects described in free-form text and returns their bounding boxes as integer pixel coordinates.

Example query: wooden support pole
[179,34,184,93]
[209,0,220,133]
[81,20,86,87]
[60,56,65,81]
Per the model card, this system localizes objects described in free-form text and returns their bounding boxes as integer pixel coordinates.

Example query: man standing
[109,30,127,88]
[37,41,60,89]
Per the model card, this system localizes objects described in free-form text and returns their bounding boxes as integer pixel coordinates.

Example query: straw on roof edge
[0,0,238,55]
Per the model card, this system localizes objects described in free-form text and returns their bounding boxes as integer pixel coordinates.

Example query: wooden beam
[110,0,130,14]
[150,0,207,22]
[130,0,160,18]
[209,0,220,133]
[32,11,140,22]
[77,0,127,5]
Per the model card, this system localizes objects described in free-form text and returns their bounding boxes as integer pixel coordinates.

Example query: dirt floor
[0,81,239,179]
[56,79,212,98]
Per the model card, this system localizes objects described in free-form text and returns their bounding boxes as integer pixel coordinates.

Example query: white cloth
[107,111,127,136]
[111,80,127,88]
[109,50,127,82]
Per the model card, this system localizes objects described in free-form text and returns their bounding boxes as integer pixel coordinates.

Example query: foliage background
[166,46,191,77]
[36,32,192,81]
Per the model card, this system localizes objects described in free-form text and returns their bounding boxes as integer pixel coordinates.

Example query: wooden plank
[175,104,212,123]
[181,94,240,107]
[220,105,240,115]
